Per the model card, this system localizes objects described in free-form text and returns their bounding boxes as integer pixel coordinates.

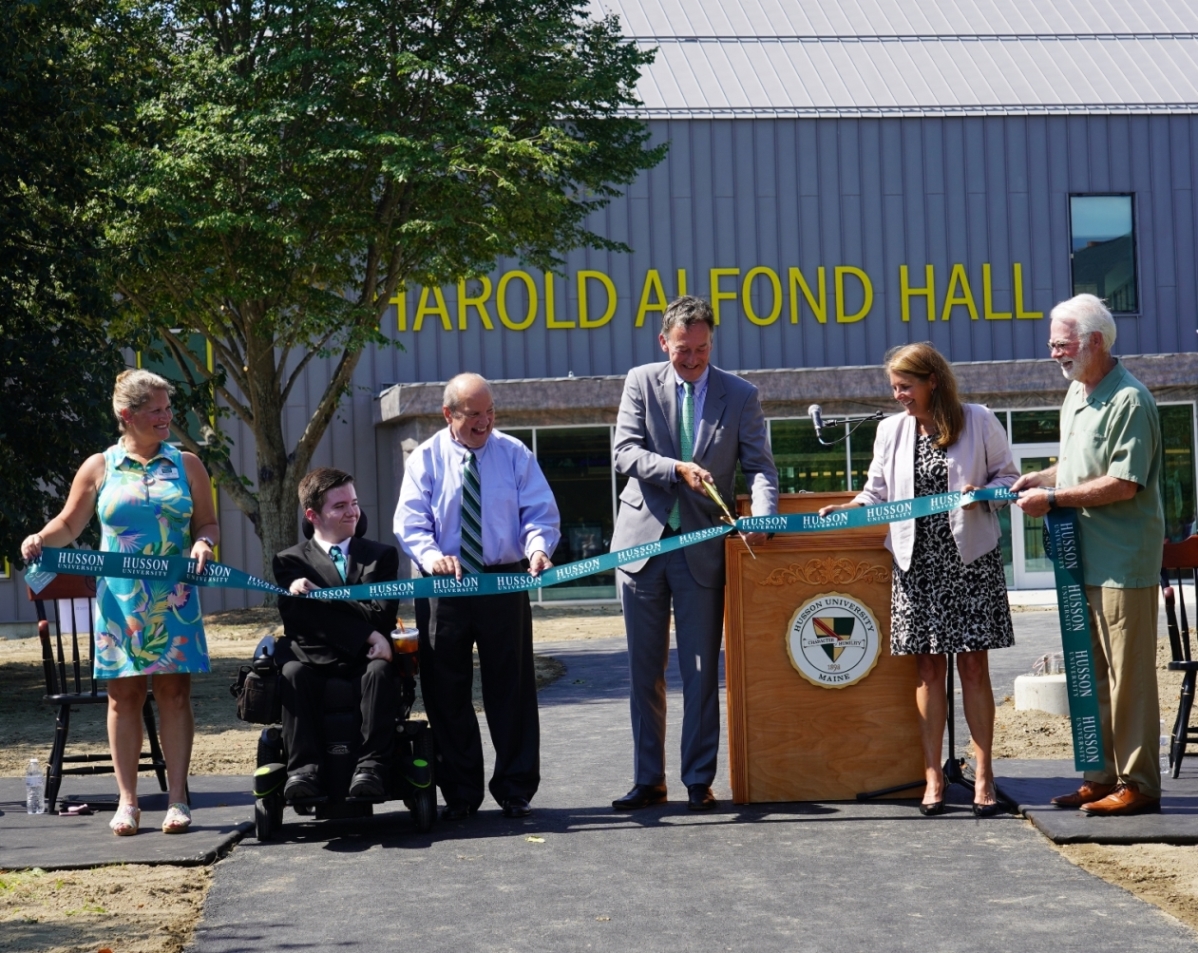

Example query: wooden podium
[725,492,923,802]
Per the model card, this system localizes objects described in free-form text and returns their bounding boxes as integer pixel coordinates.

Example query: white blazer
[852,404,1019,571]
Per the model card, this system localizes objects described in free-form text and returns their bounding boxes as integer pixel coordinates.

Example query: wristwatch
[196,536,216,549]
[1046,488,1057,510]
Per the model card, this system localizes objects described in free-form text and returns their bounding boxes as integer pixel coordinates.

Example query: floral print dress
[93,441,209,679]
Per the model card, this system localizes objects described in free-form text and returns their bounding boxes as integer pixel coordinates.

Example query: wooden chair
[29,574,167,812]
[1161,534,1198,778]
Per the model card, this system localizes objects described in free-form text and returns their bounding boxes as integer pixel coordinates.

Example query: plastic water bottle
[1160,720,1171,777]
[25,759,45,815]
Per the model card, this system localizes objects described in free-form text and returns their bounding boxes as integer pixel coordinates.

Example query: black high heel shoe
[919,800,946,816]
[973,781,1002,817]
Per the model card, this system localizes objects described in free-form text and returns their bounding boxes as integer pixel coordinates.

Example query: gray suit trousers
[618,548,725,787]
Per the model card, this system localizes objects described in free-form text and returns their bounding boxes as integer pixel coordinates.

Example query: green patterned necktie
[328,544,347,582]
[668,381,695,531]
[460,451,484,574]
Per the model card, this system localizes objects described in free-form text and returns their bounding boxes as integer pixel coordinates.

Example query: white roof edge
[625,103,1198,118]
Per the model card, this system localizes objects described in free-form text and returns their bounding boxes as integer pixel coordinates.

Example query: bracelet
[196,536,216,549]
[1047,488,1057,509]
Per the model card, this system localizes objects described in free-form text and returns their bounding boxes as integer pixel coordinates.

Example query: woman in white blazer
[820,343,1018,817]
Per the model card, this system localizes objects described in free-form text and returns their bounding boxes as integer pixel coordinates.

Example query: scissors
[702,479,757,559]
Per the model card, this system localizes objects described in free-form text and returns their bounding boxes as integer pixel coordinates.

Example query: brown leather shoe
[1081,783,1161,817]
[1050,781,1116,809]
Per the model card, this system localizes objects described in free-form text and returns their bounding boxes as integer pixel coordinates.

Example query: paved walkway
[191,620,1196,953]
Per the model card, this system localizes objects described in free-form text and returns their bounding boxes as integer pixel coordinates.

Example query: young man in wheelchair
[273,467,401,801]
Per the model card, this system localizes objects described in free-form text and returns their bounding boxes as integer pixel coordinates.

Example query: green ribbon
[29,488,1016,601]
[1044,508,1105,771]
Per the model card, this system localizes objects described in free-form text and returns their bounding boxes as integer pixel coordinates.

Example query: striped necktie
[460,451,484,574]
[668,381,695,531]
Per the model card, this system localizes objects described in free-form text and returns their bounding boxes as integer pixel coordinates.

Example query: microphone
[808,404,825,435]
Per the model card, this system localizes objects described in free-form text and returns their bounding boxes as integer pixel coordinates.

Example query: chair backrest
[1161,535,1198,665]
[28,574,99,699]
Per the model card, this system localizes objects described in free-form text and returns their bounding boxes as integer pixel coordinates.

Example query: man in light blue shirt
[394,373,560,820]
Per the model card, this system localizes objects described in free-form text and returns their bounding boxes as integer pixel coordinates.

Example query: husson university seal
[786,592,881,689]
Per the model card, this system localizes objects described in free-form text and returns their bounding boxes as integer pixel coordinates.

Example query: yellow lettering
[900,265,935,323]
[544,273,574,329]
[496,271,537,330]
[578,271,616,329]
[414,286,452,331]
[676,268,688,298]
[1014,263,1042,319]
[835,266,872,324]
[982,263,1012,320]
[742,267,782,326]
[390,289,408,332]
[635,270,668,328]
[940,264,979,321]
[709,268,739,326]
[457,277,495,330]
[788,267,827,324]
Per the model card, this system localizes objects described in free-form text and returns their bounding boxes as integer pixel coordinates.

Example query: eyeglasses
[450,407,495,421]
[1047,339,1079,353]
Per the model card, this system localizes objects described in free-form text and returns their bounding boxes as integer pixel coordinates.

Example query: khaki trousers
[1081,585,1161,799]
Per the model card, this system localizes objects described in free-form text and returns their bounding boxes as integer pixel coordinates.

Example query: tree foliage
[0,0,129,561]
[108,0,665,570]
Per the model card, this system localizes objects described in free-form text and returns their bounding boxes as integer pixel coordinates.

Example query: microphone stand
[812,411,885,447]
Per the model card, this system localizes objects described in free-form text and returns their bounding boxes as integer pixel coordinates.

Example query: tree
[0,0,128,561]
[107,0,665,572]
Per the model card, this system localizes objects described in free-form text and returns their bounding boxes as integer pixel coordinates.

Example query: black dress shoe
[918,800,945,816]
[972,801,1003,818]
[501,796,532,818]
[440,802,477,822]
[284,773,324,801]
[612,784,668,811]
[348,767,386,799]
[687,784,717,812]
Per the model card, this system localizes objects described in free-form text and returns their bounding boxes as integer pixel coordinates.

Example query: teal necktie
[668,381,695,531]
[460,451,484,574]
[328,544,347,581]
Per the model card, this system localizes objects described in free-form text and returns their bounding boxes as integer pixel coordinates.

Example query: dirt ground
[2,604,1196,950]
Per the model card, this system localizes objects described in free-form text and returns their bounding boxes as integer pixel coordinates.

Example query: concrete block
[1014,673,1070,715]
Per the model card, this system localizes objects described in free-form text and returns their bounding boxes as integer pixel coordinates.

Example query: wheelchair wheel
[411,785,436,833]
[255,796,277,841]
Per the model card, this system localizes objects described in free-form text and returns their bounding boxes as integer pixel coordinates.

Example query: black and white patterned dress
[889,433,1014,656]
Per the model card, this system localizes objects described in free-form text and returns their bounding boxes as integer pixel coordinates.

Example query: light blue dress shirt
[394,428,562,574]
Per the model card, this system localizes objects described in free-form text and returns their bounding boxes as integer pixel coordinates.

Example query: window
[533,426,617,601]
[1160,404,1196,542]
[768,417,879,494]
[1010,410,1059,444]
[1069,195,1137,312]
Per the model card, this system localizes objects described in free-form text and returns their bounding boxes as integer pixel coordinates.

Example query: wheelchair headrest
[301,509,368,540]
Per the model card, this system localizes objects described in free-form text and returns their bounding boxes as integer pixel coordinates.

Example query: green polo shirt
[1057,359,1164,588]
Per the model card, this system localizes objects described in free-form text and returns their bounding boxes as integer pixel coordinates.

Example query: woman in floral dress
[22,370,219,835]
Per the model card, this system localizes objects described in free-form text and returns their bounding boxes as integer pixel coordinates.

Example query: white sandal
[110,804,140,836]
[162,802,192,834]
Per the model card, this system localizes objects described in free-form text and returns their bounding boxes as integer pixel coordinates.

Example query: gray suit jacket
[610,362,778,588]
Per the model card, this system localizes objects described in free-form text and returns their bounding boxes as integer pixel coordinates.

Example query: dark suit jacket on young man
[611,362,777,790]
[272,536,401,776]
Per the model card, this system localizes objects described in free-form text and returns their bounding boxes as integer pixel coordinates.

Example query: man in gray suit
[610,295,778,812]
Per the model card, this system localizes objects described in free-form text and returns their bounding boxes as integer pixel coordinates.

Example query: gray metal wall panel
[377,114,1196,380]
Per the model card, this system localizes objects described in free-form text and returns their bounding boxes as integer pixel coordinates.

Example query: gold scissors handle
[702,479,756,559]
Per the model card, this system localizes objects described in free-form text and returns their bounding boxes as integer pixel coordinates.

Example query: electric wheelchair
[237,513,437,841]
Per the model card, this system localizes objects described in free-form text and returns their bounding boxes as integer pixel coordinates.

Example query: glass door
[1011,443,1059,589]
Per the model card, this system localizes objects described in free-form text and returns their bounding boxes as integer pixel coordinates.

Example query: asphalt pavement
[189,610,1196,953]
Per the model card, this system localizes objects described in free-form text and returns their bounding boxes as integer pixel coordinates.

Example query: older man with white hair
[395,373,560,820]
[1013,293,1165,816]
